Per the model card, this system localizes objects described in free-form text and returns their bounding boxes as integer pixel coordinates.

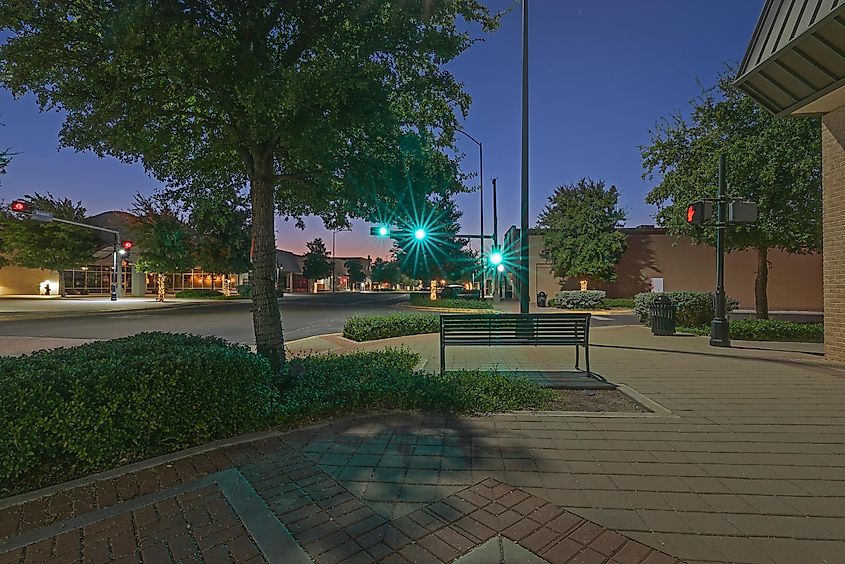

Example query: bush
[553,290,606,310]
[174,288,225,299]
[343,313,440,341]
[279,348,551,421]
[677,319,823,342]
[602,298,634,309]
[0,333,278,487]
[634,292,738,327]
[237,284,253,298]
[409,293,492,310]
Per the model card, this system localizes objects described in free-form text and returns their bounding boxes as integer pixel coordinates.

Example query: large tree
[0,2,496,369]
[301,238,332,292]
[537,178,627,287]
[641,70,821,318]
[345,260,367,289]
[0,193,100,294]
[132,195,195,302]
[371,257,402,287]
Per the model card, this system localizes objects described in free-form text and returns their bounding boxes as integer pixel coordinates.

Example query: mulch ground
[541,389,650,413]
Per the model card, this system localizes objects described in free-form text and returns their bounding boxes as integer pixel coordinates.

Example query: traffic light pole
[519,0,530,314]
[710,154,730,347]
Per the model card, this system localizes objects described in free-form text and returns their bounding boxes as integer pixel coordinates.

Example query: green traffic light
[414,228,426,240]
[378,226,388,236]
[490,251,503,265]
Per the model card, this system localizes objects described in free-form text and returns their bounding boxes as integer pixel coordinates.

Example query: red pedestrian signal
[10,200,29,213]
[121,240,133,251]
[685,201,713,225]
[687,205,695,223]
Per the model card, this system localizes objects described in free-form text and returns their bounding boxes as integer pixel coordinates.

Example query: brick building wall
[822,106,845,362]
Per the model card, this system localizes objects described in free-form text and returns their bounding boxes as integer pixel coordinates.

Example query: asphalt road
[0,292,637,346]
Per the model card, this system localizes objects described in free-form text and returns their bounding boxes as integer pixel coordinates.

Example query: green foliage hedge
[552,290,606,310]
[174,288,224,298]
[237,284,253,298]
[602,298,634,309]
[343,313,440,341]
[679,319,823,342]
[409,294,492,310]
[0,333,277,487]
[634,292,738,328]
[279,349,551,421]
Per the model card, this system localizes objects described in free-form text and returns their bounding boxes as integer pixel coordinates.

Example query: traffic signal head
[489,250,503,266]
[9,200,30,213]
[686,201,713,225]
[414,228,427,241]
[122,240,133,251]
[370,225,391,238]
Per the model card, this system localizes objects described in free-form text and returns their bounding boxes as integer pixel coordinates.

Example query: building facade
[505,225,823,311]
[735,0,845,359]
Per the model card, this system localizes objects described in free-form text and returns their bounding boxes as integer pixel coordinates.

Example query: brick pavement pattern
[2,325,844,563]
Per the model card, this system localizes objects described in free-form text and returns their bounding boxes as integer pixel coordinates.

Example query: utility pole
[492,177,500,302]
[519,0,530,314]
[710,154,730,347]
[456,129,484,299]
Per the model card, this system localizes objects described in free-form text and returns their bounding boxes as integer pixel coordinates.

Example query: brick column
[822,106,845,362]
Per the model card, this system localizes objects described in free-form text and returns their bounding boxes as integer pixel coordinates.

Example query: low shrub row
[1,335,552,493]
[678,319,823,342]
[0,333,278,489]
[634,292,738,328]
[280,349,551,422]
[174,288,225,299]
[602,298,635,309]
[409,294,493,310]
[343,313,440,342]
[551,290,606,310]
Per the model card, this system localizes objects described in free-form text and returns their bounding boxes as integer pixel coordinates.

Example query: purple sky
[0,1,763,259]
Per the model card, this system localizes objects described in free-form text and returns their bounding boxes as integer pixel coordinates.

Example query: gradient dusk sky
[0,1,764,259]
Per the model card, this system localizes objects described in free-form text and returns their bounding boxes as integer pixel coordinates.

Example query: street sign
[727,201,758,224]
[32,210,54,222]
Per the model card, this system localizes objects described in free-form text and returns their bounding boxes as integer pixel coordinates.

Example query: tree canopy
[345,260,367,286]
[132,195,195,301]
[302,238,332,286]
[371,257,402,287]
[0,193,100,283]
[182,187,251,278]
[537,178,627,285]
[641,69,821,317]
[0,1,497,368]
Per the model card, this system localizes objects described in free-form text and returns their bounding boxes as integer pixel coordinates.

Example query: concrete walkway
[1,326,843,563]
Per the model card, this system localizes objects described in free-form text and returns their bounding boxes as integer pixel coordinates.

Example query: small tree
[0,193,100,294]
[132,195,195,302]
[537,178,627,288]
[345,260,366,289]
[302,238,332,293]
[371,257,402,288]
[641,69,821,319]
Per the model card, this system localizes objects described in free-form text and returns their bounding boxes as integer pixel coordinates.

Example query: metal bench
[439,313,592,375]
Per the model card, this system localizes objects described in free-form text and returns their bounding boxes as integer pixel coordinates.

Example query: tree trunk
[755,246,769,320]
[156,273,166,302]
[249,150,285,371]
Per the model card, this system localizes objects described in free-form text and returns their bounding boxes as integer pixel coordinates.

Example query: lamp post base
[710,318,730,347]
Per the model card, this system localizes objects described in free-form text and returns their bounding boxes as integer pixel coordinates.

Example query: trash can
[650,295,676,336]
[536,291,548,308]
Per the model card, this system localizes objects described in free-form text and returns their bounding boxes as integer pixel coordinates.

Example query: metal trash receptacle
[650,295,676,335]
[536,291,548,308]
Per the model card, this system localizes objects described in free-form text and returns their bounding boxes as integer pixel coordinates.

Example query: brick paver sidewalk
[2,325,844,563]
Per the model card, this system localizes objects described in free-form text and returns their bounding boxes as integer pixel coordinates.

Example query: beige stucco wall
[0,266,59,296]
[529,232,822,311]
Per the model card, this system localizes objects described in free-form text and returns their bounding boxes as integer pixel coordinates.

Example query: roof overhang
[735,0,845,116]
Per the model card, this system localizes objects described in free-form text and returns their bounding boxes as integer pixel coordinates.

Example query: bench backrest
[440,313,591,346]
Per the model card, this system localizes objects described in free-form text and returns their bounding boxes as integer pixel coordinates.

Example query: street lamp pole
[519,0,530,314]
[456,129,484,299]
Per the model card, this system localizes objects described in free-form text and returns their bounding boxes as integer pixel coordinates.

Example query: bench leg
[575,344,580,370]
[585,344,591,375]
[440,343,446,374]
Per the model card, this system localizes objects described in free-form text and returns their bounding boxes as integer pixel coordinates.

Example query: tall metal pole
[492,177,500,302]
[479,142,485,299]
[519,0,530,314]
[710,154,730,347]
[111,233,118,301]
[331,231,336,293]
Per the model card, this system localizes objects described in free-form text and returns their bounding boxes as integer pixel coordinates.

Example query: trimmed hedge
[409,294,493,310]
[552,290,606,310]
[280,348,551,421]
[634,292,738,328]
[174,289,224,299]
[0,333,278,487]
[602,298,634,309]
[679,320,823,343]
[343,313,440,342]
[237,284,253,298]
